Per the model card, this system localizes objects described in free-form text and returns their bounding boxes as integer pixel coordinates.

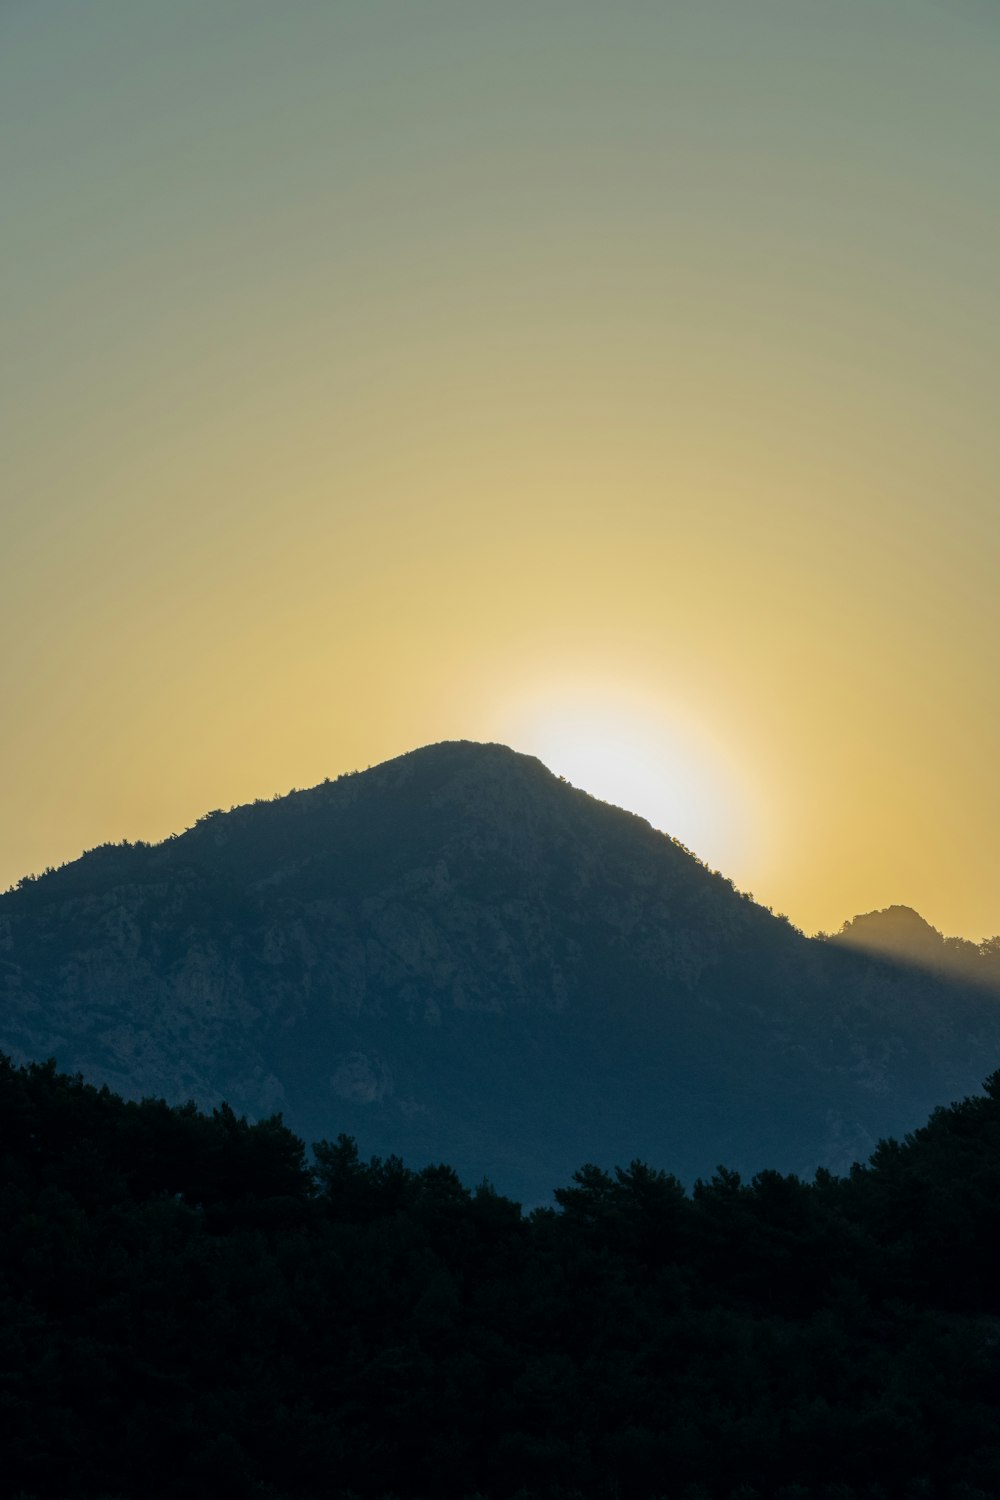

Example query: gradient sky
[3,1,999,939]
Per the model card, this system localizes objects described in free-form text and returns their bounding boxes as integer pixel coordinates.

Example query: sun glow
[495,681,756,878]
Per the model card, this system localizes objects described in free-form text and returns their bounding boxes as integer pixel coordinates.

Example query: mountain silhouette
[834,903,1000,986]
[2,740,998,1199]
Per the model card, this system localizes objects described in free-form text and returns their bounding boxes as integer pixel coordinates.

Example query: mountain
[835,903,1000,986]
[2,740,999,1199]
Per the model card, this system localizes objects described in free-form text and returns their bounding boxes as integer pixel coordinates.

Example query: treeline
[4,1058,1000,1500]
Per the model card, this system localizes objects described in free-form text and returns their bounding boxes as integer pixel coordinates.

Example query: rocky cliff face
[2,741,999,1199]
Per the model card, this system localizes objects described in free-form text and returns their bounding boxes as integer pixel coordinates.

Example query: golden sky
[3,2,999,938]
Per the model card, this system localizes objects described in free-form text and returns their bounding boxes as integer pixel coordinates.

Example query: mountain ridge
[2,739,998,1198]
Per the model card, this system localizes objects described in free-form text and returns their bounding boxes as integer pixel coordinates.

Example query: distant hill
[834,903,1000,986]
[2,740,999,1199]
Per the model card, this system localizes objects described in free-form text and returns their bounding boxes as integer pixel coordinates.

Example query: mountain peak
[837,905,944,955]
[344,738,559,802]
[833,904,1000,990]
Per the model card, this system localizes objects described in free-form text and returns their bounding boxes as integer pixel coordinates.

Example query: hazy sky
[4,2,999,938]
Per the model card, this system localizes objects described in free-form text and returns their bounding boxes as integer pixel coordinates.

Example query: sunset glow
[493,680,759,881]
[2,2,999,939]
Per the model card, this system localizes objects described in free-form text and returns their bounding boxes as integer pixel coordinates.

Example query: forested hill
[2,740,1000,1197]
[6,1054,1000,1500]
[834,903,1000,987]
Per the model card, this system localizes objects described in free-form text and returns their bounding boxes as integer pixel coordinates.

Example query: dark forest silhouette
[6,1054,1000,1500]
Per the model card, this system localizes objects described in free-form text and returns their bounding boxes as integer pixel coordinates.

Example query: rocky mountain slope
[2,740,999,1198]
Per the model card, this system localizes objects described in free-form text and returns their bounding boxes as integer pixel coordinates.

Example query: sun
[493,679,754,876]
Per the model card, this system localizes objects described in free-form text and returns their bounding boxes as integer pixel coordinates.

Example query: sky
[3,1,999,939]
